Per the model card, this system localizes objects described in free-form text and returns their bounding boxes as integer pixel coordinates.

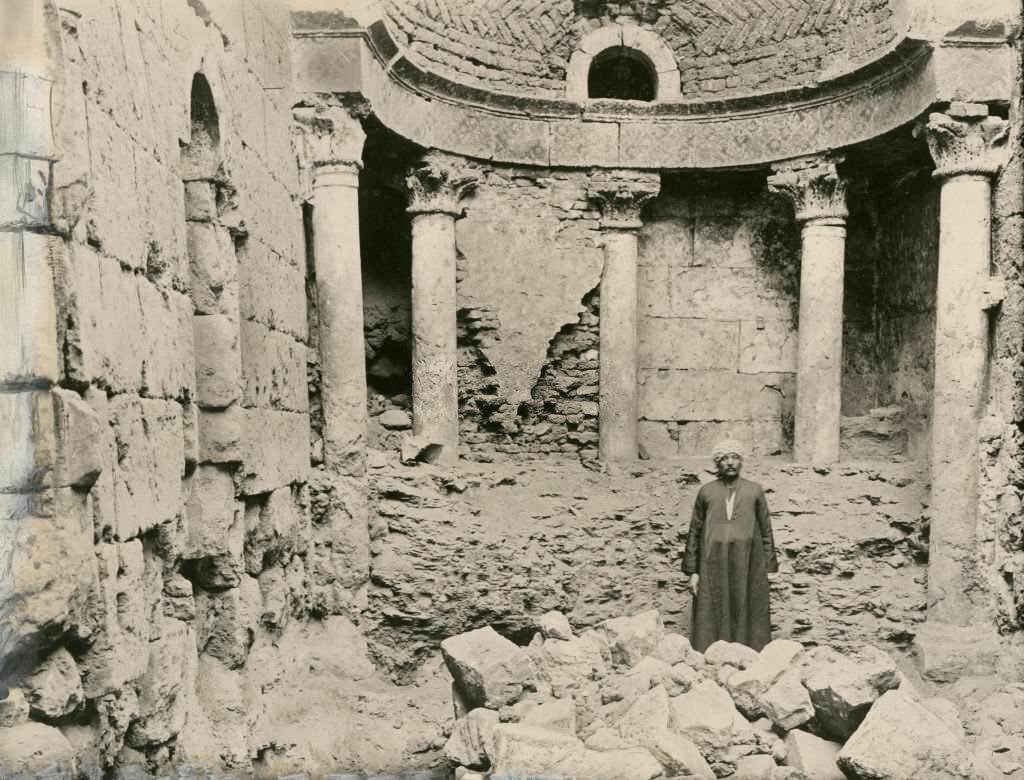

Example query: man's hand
[689,574,699,596]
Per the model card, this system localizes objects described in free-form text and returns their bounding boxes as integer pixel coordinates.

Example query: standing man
[682,440,779,652]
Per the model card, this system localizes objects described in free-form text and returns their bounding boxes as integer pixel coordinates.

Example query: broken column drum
[768,158,849,464]
[406,156,478,463]
[921,108,1008,624]
[588,171,661,462]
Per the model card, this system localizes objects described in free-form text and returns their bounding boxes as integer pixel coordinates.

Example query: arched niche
[182,72,221,180]
[566,24,680,102]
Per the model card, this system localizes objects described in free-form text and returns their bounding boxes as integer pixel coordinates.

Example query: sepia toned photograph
[1,0,1022,777]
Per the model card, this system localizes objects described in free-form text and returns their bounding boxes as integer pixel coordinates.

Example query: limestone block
[0,390,54,491]
[521,698,577,735]
[735,753,776,779]
[0,721,75,775]
[78,542,149,698]
[186,464,239,560]
[538,610,574,641]
[108,395,183,541]
[645,728,716,779]
[669,680,754,759]
[617,684,670,741]
[727,639,804,718]
[127,617,192,748]
[761,668,814,731]
[182,402,199,471]
[137,152,188,287]
[639,318,740,370]
[585,725,630,751]
[573,745,665,780]
[667,662,701,696]
[198,405,245,464]
[0,231,58,384]
[84,106,143,268]
[639,263,673,317]
[705,641,759,669]
[653,633,703,668]
[0,688,28,728]
[26,647,84,720]
[195,575,261,669]
[244,484,307,575]
[602,656,672,715]
[801,645,899,739]
[378,409,412,430]
[739,319,797,374]
[638,419,677,458]
[837,689,976,779]
[549,120,618,168]
[239,319,308,412]
[53,388,102,489]
[669,268,792,321]
[639,370,795,422]
[239,409,309,494]
[238,242,308,340]
[783,730,843,780]
[533,630,610,695]
[596,609,664,667]
[187,222,238,315]
[194,314,243,409]
[185,182,216,222]
[444,707,500,768]
[693,216,755,269]
[442,626,535,709]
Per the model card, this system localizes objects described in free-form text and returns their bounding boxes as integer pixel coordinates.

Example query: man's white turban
[711,439,745,463]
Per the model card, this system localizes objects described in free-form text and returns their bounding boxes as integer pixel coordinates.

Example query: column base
[914,620,1001,683]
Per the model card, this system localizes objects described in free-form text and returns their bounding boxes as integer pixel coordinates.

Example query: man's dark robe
[682,477,778,653]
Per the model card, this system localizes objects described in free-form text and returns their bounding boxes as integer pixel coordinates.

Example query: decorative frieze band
[922,104,1009,179]
[587,170,661,230]
[406,153,478,217]
[767,155,848,224]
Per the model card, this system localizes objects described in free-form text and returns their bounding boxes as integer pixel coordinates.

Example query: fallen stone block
[401,434,445,465]
[838,689,976,779]
[489,722,584,776]
[0,689,29,727]
[761,668,814,731]
[532,630,609,695]
[705,640,759,669]
[442,626,535,709]
[0,721,76,775]
[444,707,500,769]
[378,409,412,430]
[784,730,843,780]
[520,698,577,735]
[596,609,664,667]
[539,610,574,641]
[653,632,704,668]
[801,644,899,739]
[727,639,804,718]
[26,647,84,721]
[670,679,756,762]
[734,753,776,779]
[644,727,715,779]
[617,684,670,742]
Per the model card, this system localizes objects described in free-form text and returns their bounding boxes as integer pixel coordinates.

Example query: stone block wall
[636,175,800,459]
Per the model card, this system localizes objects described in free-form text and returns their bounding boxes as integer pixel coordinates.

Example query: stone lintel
[922,110,1009,179]
[587,170,661,230]
[406,152,478,217]
[767,155,848,223]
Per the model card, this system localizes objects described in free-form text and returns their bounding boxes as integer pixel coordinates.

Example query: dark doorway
[588,48,656,101]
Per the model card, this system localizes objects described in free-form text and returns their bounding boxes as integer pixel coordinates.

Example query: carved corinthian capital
[406,153,478,217]
[767,155,848,223]
[293,105,366,194]
[923,111,1009,179]
[587,170,661,230]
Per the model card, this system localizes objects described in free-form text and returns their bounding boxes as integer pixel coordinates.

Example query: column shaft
[312,163,367,474]
[927,173,992,623]
[794,219,846,463]
[599,231,640,461]
[410,212,459,460]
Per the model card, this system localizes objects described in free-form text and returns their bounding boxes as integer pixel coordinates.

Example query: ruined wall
[637,175,800,458]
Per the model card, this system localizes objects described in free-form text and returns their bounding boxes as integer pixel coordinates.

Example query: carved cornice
[587,170,661,230]
[406,153,478,217]
[923,110,1009,179]
[767,155,849,224]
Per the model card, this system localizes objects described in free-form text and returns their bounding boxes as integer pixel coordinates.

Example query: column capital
[767,155,848,224]
[406,153,478,217]
[293,105,366,193]
[587,170,661,230]
[921,108,1009,179]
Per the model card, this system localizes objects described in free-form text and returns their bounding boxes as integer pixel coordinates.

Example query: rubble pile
[440,610,1017,780]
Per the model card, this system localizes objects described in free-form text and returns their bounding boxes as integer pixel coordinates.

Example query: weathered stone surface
[108,395,184,541]
[801,645,900,739]
[838,689,976,779]
[378,409,412,430]
[0,390,54,491]
[26,647,84,720]
[186,464,239,560]
[442,626,535,709]
[761,668,814,731]
[194,314,243,409]
[0,689,29,728]
[194,576,261,670]
[52,388,103,489]
[198,405,245,464]
[784,730,843,780]
[726,639,804,717]
[0,232,58,385]
[644,727,715,779]
[705,641,759,670]
[601,656,672,718]
[239,408,309,494]
[617,684,670,741]
[538,610,574,641]
[0,721,75,774]
[127,617,192,748]
[653,633,703,669]
[597,609,664,667]
[735,753,777,779]
[239,319,308,413]
[444,707,499,769]
[521,698,577,735]
[244,485,307,575]
[669,680,755,760]
[533,630,610,695]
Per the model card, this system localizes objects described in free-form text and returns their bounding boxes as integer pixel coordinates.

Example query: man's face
[716,453,742,478]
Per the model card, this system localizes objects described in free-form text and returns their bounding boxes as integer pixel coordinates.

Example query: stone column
[295,107,368,476]
[920,105,1008,633]
[587,171,661,462]
[406,154,477,463]
[768,157,849,464]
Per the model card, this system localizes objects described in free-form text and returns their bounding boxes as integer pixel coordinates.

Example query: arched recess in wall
[566,24,680,102]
